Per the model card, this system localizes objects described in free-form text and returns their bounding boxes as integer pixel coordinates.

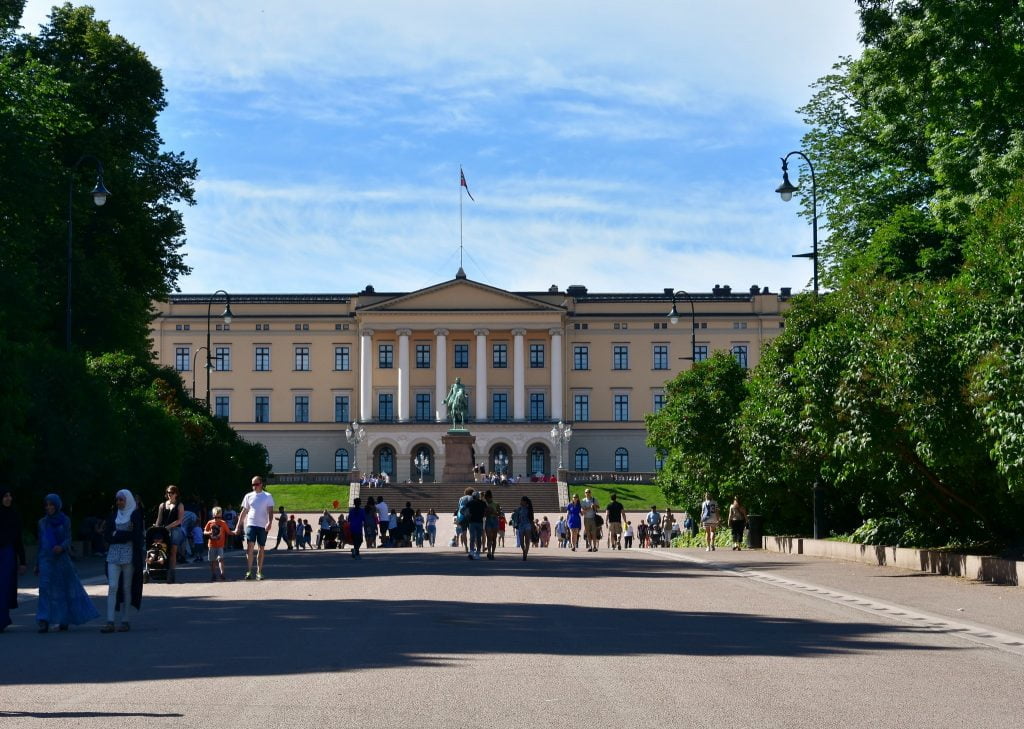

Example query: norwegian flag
[460,167,475,201]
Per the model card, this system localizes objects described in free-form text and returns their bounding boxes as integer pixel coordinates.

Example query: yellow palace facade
[150,273,790,482]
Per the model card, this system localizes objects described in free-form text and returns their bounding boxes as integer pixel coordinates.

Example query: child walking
[204,507,231,581]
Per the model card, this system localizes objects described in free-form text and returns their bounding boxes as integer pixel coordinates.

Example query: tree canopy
[652,1,1024,550]
[0,3,265,522]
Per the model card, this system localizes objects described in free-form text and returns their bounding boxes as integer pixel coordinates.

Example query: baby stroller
[648,524,664,548]
[323,524,340,550]
[143,526,170,583]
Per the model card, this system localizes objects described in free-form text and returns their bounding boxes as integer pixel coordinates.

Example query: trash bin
[745,514,763,549]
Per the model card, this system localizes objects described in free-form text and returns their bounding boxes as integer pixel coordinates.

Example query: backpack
[456,497,470,527]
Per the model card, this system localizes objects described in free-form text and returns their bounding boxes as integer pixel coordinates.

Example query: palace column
[549,327,563,421]
[397,328,411,422]
[434,328,448,421]
[359,328,374,421]
[512,328,526,420]
[475,328,489,422]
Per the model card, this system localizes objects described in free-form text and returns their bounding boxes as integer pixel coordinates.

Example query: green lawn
[564,484,686,511]
[264,484,350,512]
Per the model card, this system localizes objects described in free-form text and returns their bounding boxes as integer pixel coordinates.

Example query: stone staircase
[350,481,562,514]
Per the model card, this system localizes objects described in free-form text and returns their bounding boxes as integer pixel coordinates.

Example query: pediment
[359,278,563,313]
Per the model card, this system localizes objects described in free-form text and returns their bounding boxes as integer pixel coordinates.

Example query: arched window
[614,447,629,472]
[530,446,546,475]
[574,447,590,471]
[295,448,309,473]
[378,445,395,478]
[335,448,350,472]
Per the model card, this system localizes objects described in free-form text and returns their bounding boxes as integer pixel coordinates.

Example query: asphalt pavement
[2,536,1021,729]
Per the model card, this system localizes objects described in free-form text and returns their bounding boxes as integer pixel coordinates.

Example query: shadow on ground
[1,549,953,685]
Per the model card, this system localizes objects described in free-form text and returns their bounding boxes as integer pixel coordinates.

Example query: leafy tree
[799,0,1024,287]
[2,3,195,354]
[646,352,748,512]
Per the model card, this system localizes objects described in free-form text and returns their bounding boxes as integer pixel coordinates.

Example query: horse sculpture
[444,377,468,430]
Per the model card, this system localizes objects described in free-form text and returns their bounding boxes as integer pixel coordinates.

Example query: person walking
[234,476,276,580]
[101,489,144,633]
[623,521,634,549]
[661,508,676,548]
[0,490,27,632]
[295,518,306,550]
[566,494,583,552]
[376,496,390,545]
[700,492,720,552]
[425,508,438,547]
[728,496,748,550]
[513,496,535,561]
[605,492,626,550]
[35,494,98,632]
[483,492,499,559]
[363,499,378,548]
[347,498,365,559]
[580,488,601,552]
[274,506,289,550]
[466,492,487,560]
[155,485,185,583]
[204,507,231,581]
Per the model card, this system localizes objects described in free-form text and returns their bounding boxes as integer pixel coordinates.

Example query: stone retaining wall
[762,536,1021,587]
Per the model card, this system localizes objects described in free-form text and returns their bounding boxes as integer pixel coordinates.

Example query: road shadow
[0,557,951,686]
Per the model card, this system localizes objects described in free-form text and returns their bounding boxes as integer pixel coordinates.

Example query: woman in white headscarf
[101,489,144,633]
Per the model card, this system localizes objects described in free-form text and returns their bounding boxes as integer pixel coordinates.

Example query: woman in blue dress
[0,489,27,631]
[35,493,98,632]
[565,493,583,552]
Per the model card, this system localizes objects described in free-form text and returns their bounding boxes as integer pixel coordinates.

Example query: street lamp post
[776,151,819,296]
[66,155,111,351]
[550,420,573,471]
[205,290,233,411]
[345,421,366,474]
[414,451,430,483]
[666,288,697,362]
[494,452,508,478]
[192,346,208,399]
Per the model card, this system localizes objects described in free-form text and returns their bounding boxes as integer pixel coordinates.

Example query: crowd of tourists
[0,478,749,634]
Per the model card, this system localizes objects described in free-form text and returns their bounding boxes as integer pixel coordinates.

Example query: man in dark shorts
[234,476,275,580]
[605,492,626,550]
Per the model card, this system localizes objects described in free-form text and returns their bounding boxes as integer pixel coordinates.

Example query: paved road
[2,542,1021,729]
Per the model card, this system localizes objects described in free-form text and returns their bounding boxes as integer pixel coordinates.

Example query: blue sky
[22,1,862,295]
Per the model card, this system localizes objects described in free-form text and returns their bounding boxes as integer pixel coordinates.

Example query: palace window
[575,447,590,471]
[574,394,589,422]
[614,394,629,422]
[492,392,508,422]
[574,345,589,370]
[530,343,545,368]
[214,346,231,371]
[254,396,270,423]
[614,447,629,472]
[174,347,190,372]
[613,345,629,370]
[334,346,350,371]
[653,344,669,370]
[335,448,350,472]
[415,393,432,422]
[493,343,508,368]
[416,344,431,369]
[529,392,546,421]
[334,395,349,424]
[378,343,393,369]
[378,393,394,422]
[732,344,748,369]
[454,343,469,368]
[295,448,309,473]
[294,395,309,423]
[255,346,271,371]
[214,396,230,419]
[295,346,310,371]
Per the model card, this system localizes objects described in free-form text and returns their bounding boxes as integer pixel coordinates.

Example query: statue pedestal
[442,432,476,482]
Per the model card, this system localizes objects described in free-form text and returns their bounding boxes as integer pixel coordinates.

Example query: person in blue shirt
[347,498,365,559]
[565,494,583,552]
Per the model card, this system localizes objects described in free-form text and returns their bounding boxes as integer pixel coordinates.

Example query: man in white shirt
[375,497,390,545]
[234,476,275,580]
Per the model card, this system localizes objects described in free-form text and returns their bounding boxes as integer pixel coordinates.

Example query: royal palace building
[150,272,791,482]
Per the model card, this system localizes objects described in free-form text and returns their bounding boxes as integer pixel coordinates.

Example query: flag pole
[459,165,463,270]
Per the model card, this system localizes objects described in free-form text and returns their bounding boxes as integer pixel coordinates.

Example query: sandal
[100,622,116,633]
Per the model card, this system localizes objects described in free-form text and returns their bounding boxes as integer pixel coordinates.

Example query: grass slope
[563,484,686,511]
[264,484,350,512]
